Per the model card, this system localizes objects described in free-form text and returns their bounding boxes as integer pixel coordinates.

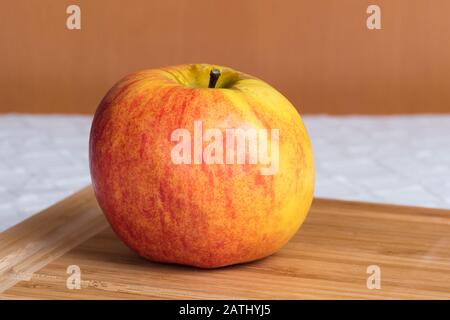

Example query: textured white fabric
[1,114,449,231]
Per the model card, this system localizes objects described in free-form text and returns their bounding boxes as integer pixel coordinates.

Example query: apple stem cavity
[208,68,221,88]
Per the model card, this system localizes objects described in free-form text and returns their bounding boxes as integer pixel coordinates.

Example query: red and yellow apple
[89,64,314,268]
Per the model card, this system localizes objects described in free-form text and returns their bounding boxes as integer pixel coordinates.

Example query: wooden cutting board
[1,186,449,299]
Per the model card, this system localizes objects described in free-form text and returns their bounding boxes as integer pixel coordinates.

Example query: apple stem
[208,69,221,88]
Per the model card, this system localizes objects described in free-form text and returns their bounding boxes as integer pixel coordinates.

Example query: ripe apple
[89,64,314,268]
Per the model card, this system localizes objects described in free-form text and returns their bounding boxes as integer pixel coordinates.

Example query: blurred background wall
[1,0,450,115]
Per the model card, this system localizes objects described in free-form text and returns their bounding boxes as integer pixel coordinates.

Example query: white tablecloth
[1,114,449,231]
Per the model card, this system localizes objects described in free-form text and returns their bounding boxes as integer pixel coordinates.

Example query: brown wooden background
[1,0,450,115]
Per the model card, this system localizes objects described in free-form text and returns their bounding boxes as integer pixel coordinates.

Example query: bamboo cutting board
[1,186,449,299]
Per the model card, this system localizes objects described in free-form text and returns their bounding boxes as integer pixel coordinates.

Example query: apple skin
[89,64,314,268]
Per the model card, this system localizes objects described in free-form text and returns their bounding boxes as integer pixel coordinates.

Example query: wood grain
[2,0,450,115]
[1,186,450,299]
[0,187,107,293]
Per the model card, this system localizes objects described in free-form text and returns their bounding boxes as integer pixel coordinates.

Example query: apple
[89,64,314,268]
